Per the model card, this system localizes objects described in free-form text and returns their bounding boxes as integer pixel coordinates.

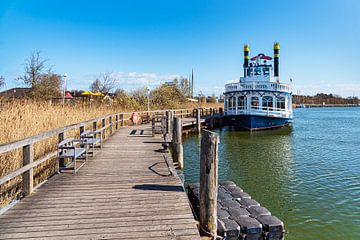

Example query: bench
[80,130,102,156]
[58,138,87,174]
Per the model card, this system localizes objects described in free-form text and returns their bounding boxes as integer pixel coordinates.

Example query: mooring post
[219,107,224,127]
[199,129,219,238]
[196,108,201,133]
[172,117,183,169]
[22,144,34,196]
[210,108,214,129]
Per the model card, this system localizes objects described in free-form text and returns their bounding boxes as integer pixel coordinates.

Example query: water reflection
[183,108,360,239]
[219,126,295,221]
[183,126,295,222]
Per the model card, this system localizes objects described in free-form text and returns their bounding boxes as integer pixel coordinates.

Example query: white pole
[147,86,150,113]
[62,73,68,105]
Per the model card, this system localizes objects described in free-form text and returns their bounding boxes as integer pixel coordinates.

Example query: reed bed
[0,98,220,207]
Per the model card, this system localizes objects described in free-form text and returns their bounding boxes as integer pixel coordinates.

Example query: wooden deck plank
[0,125,199,239]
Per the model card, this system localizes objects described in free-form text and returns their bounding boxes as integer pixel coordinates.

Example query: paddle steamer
[224,43,293,130]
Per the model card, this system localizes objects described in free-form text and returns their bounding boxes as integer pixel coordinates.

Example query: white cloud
[72,71,182,91]
[110,72,181,89]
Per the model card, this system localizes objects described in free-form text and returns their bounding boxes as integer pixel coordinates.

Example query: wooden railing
[0,107,217,205]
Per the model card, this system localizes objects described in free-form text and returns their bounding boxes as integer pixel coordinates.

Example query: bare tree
[90,72,117,93]
[16,51,61,99]
[17,51,47,87]
[174,77,191,97]
[0,75,5,89]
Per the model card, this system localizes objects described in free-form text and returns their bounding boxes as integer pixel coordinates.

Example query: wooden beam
[0,151,57,185]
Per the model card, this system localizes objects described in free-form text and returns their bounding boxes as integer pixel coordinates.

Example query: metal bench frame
[58,138,87,174]
[80,130,102,156]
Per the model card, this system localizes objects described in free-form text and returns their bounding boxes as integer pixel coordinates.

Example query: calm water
[182,107,360,240]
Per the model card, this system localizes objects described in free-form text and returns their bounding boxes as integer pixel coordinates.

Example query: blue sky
[0,0,359,97]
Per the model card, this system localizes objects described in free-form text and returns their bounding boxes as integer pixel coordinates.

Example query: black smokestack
[243,44,249,77]
[274,42,280,77]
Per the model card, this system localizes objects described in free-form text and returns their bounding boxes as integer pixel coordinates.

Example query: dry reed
[0,98,220,207]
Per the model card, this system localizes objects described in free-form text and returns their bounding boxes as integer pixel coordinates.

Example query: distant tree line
[293,93,359,105]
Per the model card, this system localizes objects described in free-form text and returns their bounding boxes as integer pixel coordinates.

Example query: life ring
[131,112,139,124]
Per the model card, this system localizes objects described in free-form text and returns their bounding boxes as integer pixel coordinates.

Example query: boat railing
[225,82,291,93]
[226,106,292,118]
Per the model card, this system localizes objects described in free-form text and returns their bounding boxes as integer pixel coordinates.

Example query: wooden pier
[0,109,205,239]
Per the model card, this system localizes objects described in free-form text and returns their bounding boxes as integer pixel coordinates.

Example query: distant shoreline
[294,104,359,108]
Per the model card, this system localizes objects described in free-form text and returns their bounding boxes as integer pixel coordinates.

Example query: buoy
[131,112,139,124]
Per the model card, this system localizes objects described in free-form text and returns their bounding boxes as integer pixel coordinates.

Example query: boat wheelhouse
[224,43,293,130]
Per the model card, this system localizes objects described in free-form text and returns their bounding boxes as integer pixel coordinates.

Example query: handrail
[0,107,216,192]
[0,108,193,154]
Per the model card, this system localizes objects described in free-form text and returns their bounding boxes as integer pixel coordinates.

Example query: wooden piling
[219,107,223,127]
[199,129,219,238]
[22,144,34,196]
[172,117,183,169]
[196,108,201,133]
[209,108,214,129]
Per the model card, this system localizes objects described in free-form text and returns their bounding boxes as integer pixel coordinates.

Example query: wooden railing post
[172,117,183,169]
[166,111,171,135]
[115,114,119,130]
[109,116,113,135]
[93,121,97,131]
[196,108,201,133]
[120,114,124,127]
[22,144,34,196]
[102,118,106,139]
[58,132,65,168]
[199,129,219,238]
[152,116,156,137]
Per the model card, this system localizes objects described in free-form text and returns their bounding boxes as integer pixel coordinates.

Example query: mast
[191,68,194,97]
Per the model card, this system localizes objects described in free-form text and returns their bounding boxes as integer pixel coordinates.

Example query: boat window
[263,67,270,76]
[228,97,236,110]
[262,96,273,109]
[251,96,259,108]
[254,67,261,76]
[276,96,285,109]
[237,96,246,109]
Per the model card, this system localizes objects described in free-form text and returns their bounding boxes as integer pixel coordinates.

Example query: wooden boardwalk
[0,125,200,239]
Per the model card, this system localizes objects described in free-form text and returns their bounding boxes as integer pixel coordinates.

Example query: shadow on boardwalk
[0,125,200,240]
